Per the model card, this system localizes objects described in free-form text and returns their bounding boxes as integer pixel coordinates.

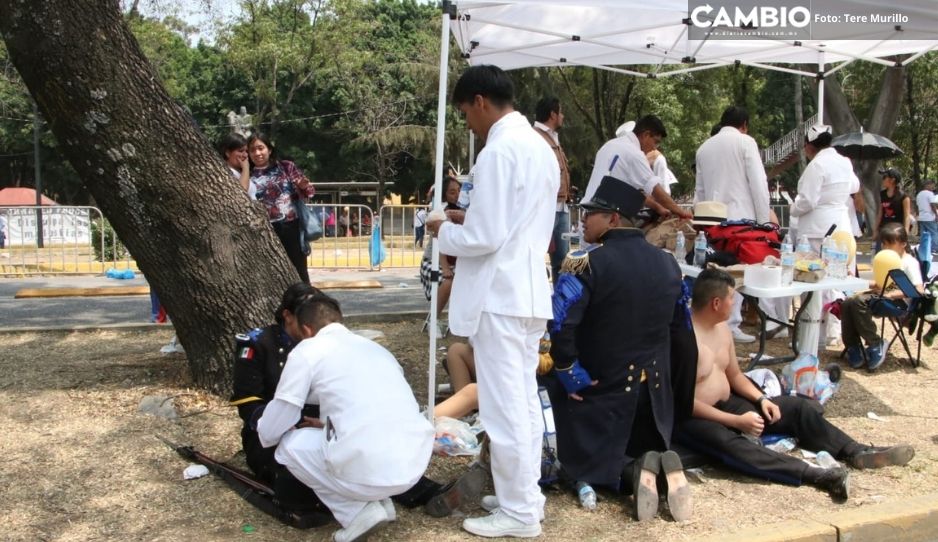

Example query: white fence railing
[0,205,134,275]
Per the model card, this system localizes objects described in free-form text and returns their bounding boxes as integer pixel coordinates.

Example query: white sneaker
[732,329,756,343]
[462,509,541,538]
[333,501,389,542]
[381,498,396,522]
[479,496,544,522]
[766,324,789,340]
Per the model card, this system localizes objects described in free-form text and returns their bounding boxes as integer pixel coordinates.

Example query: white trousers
[275,428,416,527]
[729,292,789,331]
[472,311,546,525]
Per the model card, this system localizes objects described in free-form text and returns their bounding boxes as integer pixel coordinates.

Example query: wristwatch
[755,394,768,407]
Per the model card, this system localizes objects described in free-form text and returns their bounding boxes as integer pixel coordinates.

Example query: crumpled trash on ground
[433,416,480,456]
[183,464,209,480]
[138,395,178,420]
[867,411,887,422]
[352,329,385,341]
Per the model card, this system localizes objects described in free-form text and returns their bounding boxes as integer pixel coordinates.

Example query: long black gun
[155,435,330,529]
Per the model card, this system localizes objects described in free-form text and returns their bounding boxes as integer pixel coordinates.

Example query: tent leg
[427,9,452,422]
[817,52,826,124]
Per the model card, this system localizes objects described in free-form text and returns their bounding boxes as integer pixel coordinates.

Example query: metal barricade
[0,205,134,276]
[305,203,375,269]
[376,204,427,268]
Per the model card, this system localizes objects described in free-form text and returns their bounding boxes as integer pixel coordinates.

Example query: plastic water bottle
[674,231,686,263]
[833,240,849,279]
[694,231,708,268]
[797,235,813,260]
[816,450,839,469]
[575,481,597,510]
[780,233,795,285]
[457,180,473,210]
[820,236,833,270]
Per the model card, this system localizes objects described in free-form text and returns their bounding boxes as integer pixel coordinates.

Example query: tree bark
[822,67,905,232]
[0,0,300,394]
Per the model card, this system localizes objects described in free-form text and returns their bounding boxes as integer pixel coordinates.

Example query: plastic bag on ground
[433,416,480,456]
[779,352,838,404]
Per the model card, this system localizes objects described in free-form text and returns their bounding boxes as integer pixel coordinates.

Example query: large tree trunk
[822,67,905,232]
[0,0,300,394]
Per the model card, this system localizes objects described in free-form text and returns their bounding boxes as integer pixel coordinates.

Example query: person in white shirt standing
[790,124,862,349]
[257,294,434,542]
[695,106,782,343]
[426,65,557,538]
[533,96,571,283]
[916,179,937,250]
[583,115,692,223]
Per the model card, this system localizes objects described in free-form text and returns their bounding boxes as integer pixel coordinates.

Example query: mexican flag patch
[240,347,254,360]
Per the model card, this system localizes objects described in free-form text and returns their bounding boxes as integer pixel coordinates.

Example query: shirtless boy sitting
[674,268,914,501]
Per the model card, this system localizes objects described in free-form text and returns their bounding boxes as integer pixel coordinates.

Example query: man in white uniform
[257,295,434,542]
[583,115,691,222]
[426,65,556,538]
[695,106,783,342]
[916,179,937,251]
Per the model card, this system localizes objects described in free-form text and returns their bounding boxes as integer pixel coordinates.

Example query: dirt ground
[1,317,937,542]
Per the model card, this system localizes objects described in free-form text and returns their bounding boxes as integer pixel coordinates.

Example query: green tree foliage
[2,1,936,211]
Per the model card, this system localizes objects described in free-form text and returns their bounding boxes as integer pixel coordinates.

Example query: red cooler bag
[706,220,781,264]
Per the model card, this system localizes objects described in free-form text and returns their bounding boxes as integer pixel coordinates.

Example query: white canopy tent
[424,0,938,413]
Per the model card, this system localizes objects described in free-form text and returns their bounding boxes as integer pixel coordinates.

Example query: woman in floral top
[248,133,315,283]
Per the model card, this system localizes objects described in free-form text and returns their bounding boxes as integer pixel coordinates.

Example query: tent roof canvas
[450,0,938,74]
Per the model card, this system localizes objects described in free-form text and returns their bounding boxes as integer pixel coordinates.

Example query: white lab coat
[790,147,860,239]
[695,126,770,223]
[437,111,558,337]
[257,323,433,526]
[584,131,661,202]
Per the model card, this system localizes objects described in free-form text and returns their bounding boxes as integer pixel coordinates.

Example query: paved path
[0,269,429,329]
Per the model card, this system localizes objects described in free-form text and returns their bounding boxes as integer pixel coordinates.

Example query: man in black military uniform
[231,283,484,521]
[547,176,692,522]
[231,283,329,518]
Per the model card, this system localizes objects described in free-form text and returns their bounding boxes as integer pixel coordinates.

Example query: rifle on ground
[155,435,330,529]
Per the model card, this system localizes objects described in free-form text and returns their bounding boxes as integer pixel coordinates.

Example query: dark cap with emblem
[580,176,646,217]
[879,167,902,182]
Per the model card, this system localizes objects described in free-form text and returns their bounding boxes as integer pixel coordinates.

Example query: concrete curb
[697,492,938,542]
[0,311,428,334]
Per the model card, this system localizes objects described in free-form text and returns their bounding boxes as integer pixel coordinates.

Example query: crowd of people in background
[219,63,924,540]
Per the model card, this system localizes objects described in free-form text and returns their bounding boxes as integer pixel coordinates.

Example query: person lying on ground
[675,268,915,503]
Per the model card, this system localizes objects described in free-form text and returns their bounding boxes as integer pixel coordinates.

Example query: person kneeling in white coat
[258,294,434,542]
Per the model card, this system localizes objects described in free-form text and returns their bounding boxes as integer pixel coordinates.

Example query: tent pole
[469,131,475,169]
[427,5,452,422]
[817,52,826,124]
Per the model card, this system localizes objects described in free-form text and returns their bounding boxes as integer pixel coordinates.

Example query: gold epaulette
[559,247,596,276]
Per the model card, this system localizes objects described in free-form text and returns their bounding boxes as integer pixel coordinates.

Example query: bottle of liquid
[457,179,473,210]
[694,231,708,268]
[816,450,839,469]
[820,236,833,270]
[575,480,597,510]
[833,240,848,279]
[796,235,813,260]
[674,231,686,264]
[780,233,795,286]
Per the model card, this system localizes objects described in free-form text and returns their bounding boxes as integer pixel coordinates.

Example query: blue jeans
[920,221,938,253]
[550,210,570,282]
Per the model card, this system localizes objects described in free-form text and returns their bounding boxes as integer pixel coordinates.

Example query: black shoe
[660,450,692,522]
[631,451,661,521]
[423,463,486,518]
[815,467,850,502]
[847,445,915,470]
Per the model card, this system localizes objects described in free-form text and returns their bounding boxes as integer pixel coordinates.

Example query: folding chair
[868,268,930,367]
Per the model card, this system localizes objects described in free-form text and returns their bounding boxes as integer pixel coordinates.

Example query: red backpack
[705,220,781,264]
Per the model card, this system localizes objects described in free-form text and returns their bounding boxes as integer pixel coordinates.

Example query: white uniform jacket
[695,126,770,223]
[790,147,861,238]
[260,323,433,487]
[437,111,559,337]
[584,131,661,202]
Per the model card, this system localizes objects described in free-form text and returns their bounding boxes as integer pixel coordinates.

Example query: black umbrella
[831,131,903,160]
